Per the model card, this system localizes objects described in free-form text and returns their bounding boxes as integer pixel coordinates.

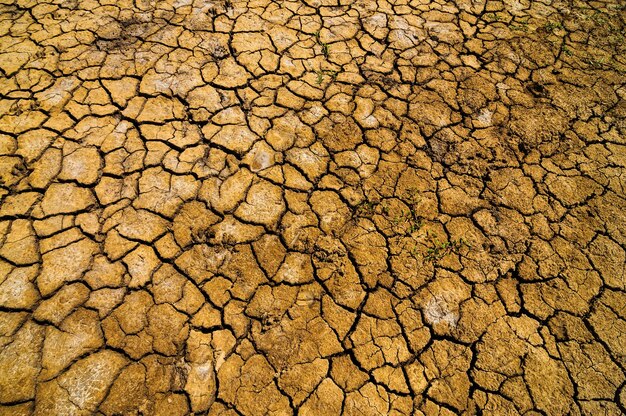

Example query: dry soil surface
[1,0,626,414]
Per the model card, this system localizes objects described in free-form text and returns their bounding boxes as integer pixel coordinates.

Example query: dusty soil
[1,0,625,414]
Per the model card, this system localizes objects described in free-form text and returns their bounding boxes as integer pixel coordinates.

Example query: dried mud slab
[0,0,625,414]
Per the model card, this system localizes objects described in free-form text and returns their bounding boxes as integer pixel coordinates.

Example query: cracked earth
[1,0,625,414]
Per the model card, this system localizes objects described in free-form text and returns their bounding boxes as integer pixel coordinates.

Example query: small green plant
[608,32,625,47]
[561,44,573,56]
[315,69,338,84]
[316,70,324,84]
[391,212,406,226]
[543,21,563,33]
[387,208,423,236]
[403,187,421,206]
[422,232,470,263]
[321,43,330,58]
[589,11,608,25]
[314,31,330,58]
[407,218,423,234]
[510,22,528,32]
[408,244,420,259]
[484,12,501,23]
[585,55,607,68]
[355,200,377,218]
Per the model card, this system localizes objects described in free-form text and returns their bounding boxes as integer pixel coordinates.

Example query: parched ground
[1,0,625,414]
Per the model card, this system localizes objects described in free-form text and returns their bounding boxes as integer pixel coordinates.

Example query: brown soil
[1,0,625,414]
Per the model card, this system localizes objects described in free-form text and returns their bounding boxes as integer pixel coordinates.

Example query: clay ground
[1,0,626,414]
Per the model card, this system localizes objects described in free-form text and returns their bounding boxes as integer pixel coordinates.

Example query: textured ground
[1,0,626,414]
